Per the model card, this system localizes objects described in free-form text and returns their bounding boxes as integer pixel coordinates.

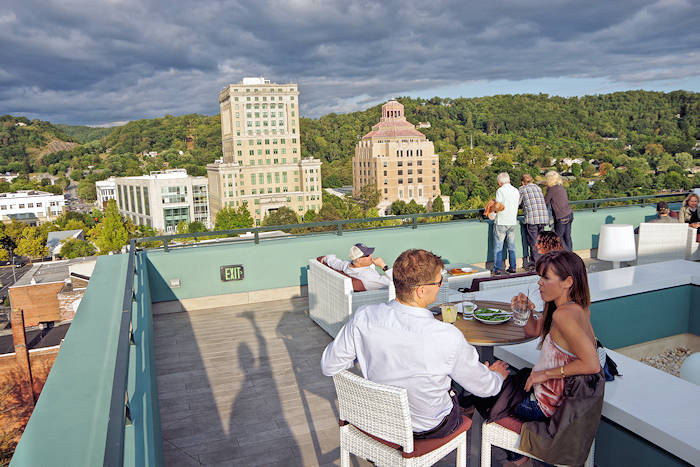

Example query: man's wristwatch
[382,265,389,271]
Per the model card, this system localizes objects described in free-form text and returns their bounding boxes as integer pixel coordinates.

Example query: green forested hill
[2,91,697,208]
[300,91,699,188]
[55,124,115,144]
[0,115,77,173]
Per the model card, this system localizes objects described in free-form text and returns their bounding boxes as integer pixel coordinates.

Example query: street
[0,264,32,301]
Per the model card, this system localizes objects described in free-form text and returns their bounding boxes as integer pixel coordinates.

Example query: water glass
[512,301,531,326]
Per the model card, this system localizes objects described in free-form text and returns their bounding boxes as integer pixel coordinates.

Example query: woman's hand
[524,370,551,391]
[510,293,535,312]
[690,222,700,229]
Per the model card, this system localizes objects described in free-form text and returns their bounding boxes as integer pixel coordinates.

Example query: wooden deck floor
[154,298,495,466]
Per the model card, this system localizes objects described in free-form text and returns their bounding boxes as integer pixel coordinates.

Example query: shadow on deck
[155,297,521,466]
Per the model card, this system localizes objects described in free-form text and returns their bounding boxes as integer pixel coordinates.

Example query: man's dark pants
[524,223,546,266]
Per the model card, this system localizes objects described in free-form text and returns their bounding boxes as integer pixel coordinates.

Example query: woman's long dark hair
[535,250,590,348]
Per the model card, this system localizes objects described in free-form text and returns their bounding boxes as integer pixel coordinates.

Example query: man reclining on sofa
[323,243,393,291]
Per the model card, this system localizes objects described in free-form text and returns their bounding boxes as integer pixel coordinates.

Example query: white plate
[474,308,512,324]
[461,267,473,273]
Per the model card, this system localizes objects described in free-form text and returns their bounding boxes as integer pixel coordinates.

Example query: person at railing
[519,174,549,271]
[633,201,679,234]
[535,230,564,255]
[679,193,700,229]
[544,171,574,251]
[493,172,520,275]
[323,243,393,290]
[321,249,509,439]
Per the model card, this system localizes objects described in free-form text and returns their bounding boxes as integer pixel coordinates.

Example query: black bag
[597,340,621,381]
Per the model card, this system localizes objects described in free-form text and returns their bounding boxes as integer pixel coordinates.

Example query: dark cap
[349,243,375,260]
[656,201,669,213]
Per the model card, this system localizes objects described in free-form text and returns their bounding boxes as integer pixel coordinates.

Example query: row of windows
[0,201,49,209]
[231,94,296,101]
[117,185,151,216]
[235,138,296,146]
[360,160,436,168]
[232,87,296,93]
[243,128,296,136]
[242,111,294,118]
[246,120,288,127]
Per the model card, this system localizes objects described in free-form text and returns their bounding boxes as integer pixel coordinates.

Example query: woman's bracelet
[560,366,565,378]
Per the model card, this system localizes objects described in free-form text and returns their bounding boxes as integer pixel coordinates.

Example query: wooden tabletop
[434,299,538,347]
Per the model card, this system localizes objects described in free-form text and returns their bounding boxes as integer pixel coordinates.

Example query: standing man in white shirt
[321,249,508,439]
[323,243,392,291]
[493,172,521,275]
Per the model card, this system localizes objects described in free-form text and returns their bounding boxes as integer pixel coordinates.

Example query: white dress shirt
[495,183,520,226]
[321,300,504,432]
[324,254,393,290]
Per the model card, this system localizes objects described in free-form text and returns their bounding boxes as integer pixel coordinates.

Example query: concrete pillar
[11,308,35,406]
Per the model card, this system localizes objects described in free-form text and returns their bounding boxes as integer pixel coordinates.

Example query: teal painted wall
[146,205,658,303]
[595,418,691,467]
[12,254,164,467]
[590,286,692,349]
[689,285,700,335]
[11,255,129,467]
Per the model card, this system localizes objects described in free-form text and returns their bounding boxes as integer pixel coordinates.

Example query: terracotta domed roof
[362,100,426,139]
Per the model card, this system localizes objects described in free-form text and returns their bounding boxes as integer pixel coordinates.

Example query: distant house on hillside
[46,230,83,258]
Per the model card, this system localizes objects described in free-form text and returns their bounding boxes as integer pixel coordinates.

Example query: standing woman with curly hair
[544,171,574,250]
[679,192,700,229]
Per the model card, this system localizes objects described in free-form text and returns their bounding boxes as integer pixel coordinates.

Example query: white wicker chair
[481,420,594,467]
[308,258,395,337]
[636,223,691,264]
[333,370,470,467]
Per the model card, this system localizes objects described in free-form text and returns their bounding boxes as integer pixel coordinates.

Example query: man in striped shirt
[519,174,549,270]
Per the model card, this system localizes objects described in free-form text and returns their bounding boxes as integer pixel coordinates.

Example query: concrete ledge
[152,285,308,314]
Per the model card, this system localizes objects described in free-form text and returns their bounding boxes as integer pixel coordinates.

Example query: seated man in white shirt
[323,243,392,291]
[321,249,509,439]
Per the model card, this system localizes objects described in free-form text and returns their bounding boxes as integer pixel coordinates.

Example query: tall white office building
[114,169,210,232]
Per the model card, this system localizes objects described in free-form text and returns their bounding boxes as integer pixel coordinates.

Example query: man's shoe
[524,264,536,272]
[506,268,517,274]
[493,269,505,276]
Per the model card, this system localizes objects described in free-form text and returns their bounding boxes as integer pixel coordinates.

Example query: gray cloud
[1,0,698,125]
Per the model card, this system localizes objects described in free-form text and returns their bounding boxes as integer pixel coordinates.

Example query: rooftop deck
[155,297,494,467]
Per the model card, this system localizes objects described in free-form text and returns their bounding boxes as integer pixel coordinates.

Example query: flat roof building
[209,77,322,225]
[0,190,65,225]
[114,169,210,233]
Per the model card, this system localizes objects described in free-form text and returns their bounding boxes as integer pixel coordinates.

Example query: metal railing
[100,190,691,464]
[103,239,137,467]
[131,191,691,251]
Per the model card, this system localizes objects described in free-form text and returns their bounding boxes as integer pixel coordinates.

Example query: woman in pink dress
[510,250,601,421]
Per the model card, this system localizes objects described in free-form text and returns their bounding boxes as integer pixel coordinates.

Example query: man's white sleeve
[320,318,357,376]
[449,337,504,397]
[324,254,349,272]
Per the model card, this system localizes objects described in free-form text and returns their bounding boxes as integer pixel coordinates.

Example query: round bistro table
[434,299,538,362]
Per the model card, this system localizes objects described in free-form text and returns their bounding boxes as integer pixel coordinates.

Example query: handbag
[596,340,621,381]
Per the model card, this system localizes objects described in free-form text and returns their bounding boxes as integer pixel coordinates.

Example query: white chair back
[333,370,415,454]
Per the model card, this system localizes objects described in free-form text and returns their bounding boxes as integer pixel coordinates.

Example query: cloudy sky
[1,0,699,126]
